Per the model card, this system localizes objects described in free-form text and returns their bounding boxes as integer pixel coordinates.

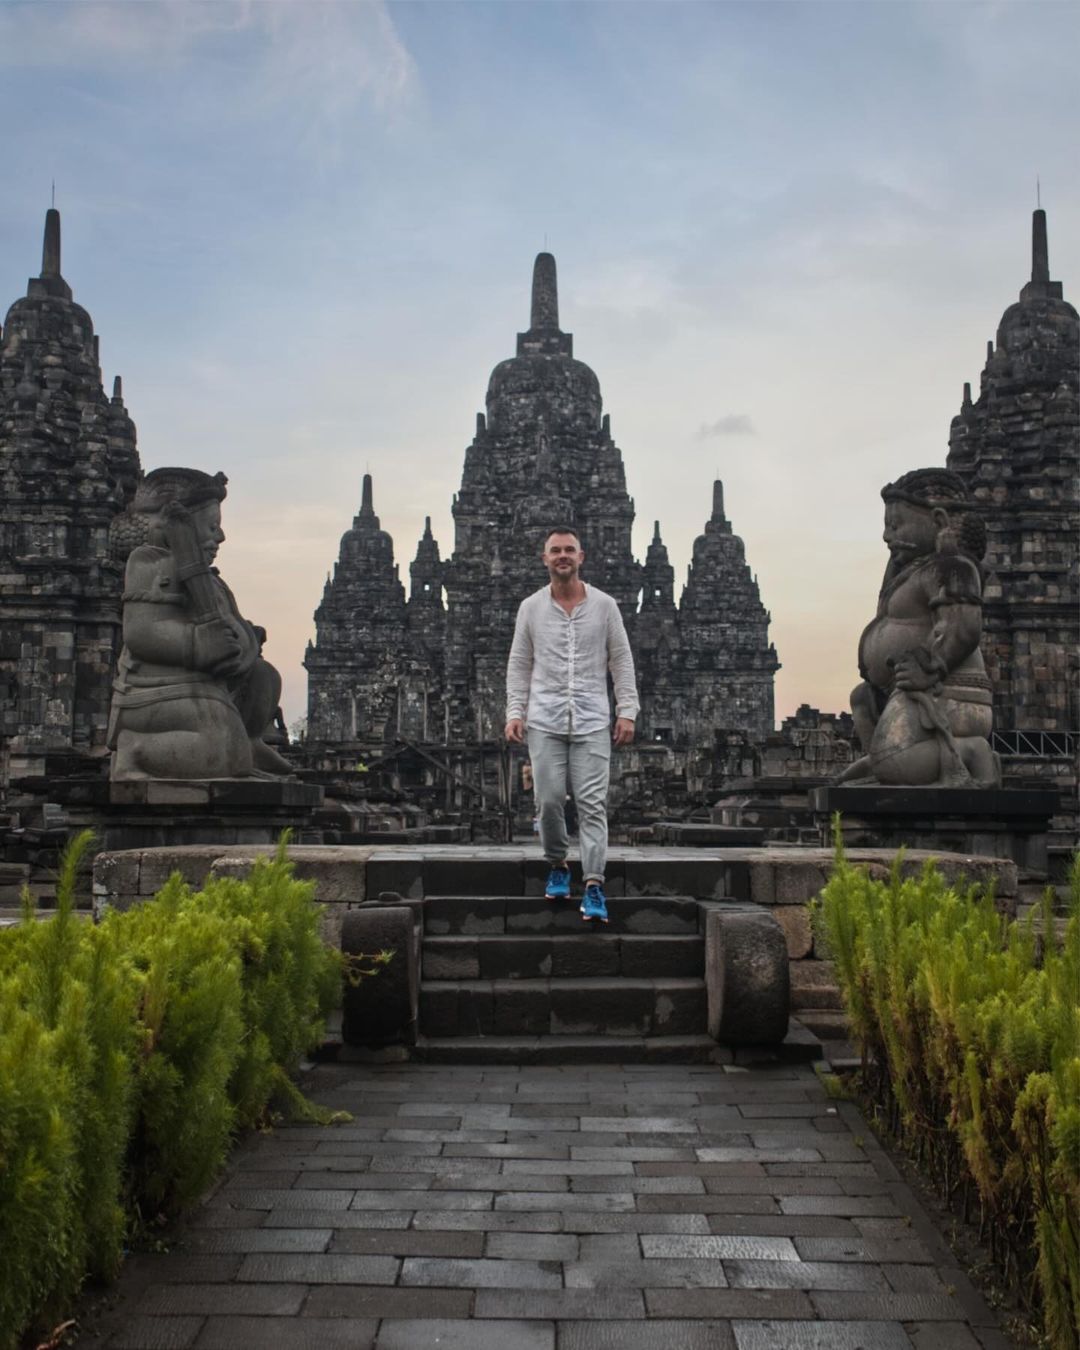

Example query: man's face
[883,499,940,566]
[543,533,584,581]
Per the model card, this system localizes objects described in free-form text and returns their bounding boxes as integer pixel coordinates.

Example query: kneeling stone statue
[107,467,293,781]
[841,467,1001,789]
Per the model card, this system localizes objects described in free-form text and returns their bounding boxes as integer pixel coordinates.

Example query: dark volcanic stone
[705,908,790,1045]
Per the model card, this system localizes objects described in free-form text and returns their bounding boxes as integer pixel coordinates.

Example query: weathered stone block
[480,937,553,980]
[422,938,480,980]
[365,858,424,900]
[92,850,141,901]
[624,859,720,899]
[789,960,842,1011]
[139,846,232,895]
[620,935,704,978]
[493,981,549,1035]
[773,906,813,959]
[424,857,522,897]
[341,905,418,1047]
[549,981,652,1036]
[747,863,775,906]
[551,936,620,978]
[619,898,699,936]
[456,984,496,1036]
[705,907,790,1045]
[419,985,459,1037]
[651,979,707,1036]
[425,896,505,936]
[774,861,829,905]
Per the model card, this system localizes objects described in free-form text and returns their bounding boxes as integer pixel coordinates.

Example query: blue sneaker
[545,864,571,901]
[580,882,608,924]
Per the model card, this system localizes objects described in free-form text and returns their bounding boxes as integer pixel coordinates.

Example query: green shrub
[815,828,1080,1348]
[0,832,139,1339]
[0,832,343,1350]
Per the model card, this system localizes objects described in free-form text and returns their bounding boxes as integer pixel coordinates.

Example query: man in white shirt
[504,528,639,923]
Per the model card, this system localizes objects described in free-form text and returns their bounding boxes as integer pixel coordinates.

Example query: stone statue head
[110,468,228,563]
[880,467,985,567]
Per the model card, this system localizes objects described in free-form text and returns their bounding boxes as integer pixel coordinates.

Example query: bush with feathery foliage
[0,832,343,1349]
[814,825,1079,1349]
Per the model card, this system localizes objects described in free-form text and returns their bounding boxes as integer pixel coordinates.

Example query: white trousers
[527,726,611,883]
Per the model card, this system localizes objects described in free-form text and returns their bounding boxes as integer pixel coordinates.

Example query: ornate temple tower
[677,481,779,744]
[0,210,141,787]
[304,474,408,749]
[304,253,780,786]
[947,208,1079,738]
[443,253,642,740]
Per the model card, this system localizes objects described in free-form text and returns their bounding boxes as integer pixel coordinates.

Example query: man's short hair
[543,526,581,549]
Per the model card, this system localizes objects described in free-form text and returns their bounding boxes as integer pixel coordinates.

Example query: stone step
[421,894,701,936]
[422,933,704,981]
[420,976,707,1039]
[795,1008,852,1041]
[410,1020,823,1066]
[413,1033,727,1065]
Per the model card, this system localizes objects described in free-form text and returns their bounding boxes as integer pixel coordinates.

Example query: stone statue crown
[134,468,228,515]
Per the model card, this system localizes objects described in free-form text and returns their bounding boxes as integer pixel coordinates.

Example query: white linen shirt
[505,584,640,736]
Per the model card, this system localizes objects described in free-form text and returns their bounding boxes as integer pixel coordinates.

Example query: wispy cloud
[697,414,756,439]
[0,1,257,65]
[0,1,418,148]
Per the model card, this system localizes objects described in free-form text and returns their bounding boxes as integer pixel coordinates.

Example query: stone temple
[947,208,1079,748]
[304,254,779,803]
[0,210,141,792]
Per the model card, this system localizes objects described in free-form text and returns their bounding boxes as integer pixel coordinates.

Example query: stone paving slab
[76,1062,1018,1350]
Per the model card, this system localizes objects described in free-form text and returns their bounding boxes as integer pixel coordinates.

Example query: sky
[1,0,1077,730]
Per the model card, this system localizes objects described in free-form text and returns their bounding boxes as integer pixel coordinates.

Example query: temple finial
[361,473,374,514]
[42,208,61,278]
[712,480,725,521]
[112,375,123,403]
[423,515,432,537]
[530,253,559,330]
[653,520,661,543]
[1032,207,1050,285]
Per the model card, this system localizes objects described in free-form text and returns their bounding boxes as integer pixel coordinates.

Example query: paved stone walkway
[81,1061,1015,1350]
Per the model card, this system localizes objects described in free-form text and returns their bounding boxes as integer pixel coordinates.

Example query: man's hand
[613,717,635,747]
[505,718,526,744]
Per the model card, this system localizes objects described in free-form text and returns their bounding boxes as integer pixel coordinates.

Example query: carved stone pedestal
[102,778,324,852]
[811,785,1059,876]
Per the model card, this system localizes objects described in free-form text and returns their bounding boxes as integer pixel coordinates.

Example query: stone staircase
[414,893,725,1064]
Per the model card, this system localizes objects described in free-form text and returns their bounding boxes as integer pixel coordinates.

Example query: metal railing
[991,730,1078,758]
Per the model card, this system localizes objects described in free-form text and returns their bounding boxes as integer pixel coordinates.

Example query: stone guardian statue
[840,468,1000,788]
[107,467,293,780]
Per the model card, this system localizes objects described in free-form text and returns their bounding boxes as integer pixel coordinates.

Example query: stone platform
[812,786,1059,876]
[100,778,325,852]
[76,1059,1016,1350]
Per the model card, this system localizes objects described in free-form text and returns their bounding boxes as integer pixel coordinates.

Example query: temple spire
[1032,208,1050,284]
[712,480,726,522]
[361,473,374,515]
[530,252,559,331]
[41,208,61,278]
[652,520,661,544]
